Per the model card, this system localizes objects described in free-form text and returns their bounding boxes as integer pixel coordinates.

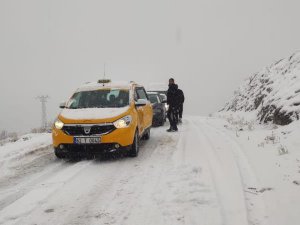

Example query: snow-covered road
[0,117,272,225]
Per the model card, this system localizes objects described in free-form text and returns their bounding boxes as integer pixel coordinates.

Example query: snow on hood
[60,106,130,120]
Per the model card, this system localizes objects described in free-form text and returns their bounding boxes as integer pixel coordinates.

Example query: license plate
[74,137,101,144]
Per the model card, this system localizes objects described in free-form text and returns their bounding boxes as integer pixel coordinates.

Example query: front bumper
[52,124,135,148]
[55,143,131,155]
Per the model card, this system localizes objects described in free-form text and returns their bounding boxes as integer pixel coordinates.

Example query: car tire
[54,148,65,159]
[128,130,139,157]
[159,119,165,126]
[143,128,151,140]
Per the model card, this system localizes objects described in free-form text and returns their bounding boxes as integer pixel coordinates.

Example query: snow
[0,133,52,178]
[222,51,300,125]
[0,117,300,225]
[76,81,134,93]
[212,112,300,225]
[60,106,130,120]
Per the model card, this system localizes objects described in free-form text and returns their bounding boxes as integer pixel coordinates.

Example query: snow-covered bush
[216,112,257,131]
[264,131,280,144]
[278,144,289,155]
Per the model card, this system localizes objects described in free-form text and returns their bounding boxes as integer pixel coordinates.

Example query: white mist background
[1,0,300,132]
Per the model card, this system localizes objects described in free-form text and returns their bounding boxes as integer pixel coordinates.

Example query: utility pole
[36,95,49,130]
[104,63,106,79]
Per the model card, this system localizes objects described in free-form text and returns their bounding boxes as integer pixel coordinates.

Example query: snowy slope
[222,51,300,125]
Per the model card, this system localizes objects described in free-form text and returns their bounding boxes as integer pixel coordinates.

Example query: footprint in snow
[293,180,300,185]
[44,208,54,213]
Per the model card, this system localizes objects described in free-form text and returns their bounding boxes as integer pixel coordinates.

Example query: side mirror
[59,102,66,109]
[135,99,148,107]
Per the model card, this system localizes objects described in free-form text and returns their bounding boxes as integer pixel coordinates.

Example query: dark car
[147,90,168,117]
[158,93,169,115]
[147,92,166,126]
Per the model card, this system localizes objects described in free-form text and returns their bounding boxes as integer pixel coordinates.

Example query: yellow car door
[143,100,153,128]
[134,88,144,136]
[135,87,151,135]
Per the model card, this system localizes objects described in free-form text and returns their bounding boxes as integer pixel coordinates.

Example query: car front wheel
[128,130,139,157]
[54,148,65,159]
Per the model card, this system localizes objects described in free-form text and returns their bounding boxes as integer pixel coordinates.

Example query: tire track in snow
[0,144,52,180]
[0,130,164,225]
[118,122,222,225]
[53,124,221,225]
[84,128,183,225]
[12,128,168,225]
[0,118,265,225]
[190,117,249,225]
[203,118,269,225]
[0,160,93,225]
[0,147,65,209]
[170,119,224,225]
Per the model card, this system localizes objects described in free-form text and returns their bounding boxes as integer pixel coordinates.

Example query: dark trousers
[167,107,178,130]
[178,104,183,119]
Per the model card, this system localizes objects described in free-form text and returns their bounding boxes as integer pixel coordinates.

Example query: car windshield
[67,89,130,109]
[148,94,159,104]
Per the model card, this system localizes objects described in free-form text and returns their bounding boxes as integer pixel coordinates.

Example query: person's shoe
[178,118,182,124]
[166,127,178,132]
[166,128,173,132]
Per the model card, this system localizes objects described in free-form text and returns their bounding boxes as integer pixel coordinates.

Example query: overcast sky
[1,0,300,133]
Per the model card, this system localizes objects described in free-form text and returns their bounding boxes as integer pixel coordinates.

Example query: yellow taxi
[52,80,153,158]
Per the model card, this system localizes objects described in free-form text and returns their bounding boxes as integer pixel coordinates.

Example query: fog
[1,0,300,133]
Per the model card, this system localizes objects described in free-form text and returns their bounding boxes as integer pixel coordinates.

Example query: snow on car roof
[76,81,136,92]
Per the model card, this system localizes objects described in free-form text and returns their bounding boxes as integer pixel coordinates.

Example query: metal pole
[36,95,49,129]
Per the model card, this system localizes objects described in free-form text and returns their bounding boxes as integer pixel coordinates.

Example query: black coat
[177,89,185,105]
[167,84,181,108]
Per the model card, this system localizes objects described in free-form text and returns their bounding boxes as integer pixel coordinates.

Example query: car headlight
[54,119,64,130]
[113,115,132,128]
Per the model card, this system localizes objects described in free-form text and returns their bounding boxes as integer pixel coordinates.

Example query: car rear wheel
[143,128,151,140]
[128,130,139,157]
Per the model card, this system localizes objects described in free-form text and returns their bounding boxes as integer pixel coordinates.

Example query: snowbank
[0,133,52,177]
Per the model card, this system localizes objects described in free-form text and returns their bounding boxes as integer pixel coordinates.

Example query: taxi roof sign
[98,79,111,84]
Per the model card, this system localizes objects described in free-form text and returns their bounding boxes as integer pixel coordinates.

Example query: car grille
[62,124,116,136]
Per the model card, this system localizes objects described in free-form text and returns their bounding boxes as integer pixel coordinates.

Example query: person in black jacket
[177,86,185,123]
[166,78,180,132]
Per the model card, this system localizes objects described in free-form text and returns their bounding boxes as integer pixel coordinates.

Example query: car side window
[134,89,139,101]
[156,95,161,103]
[158,94,164,102]
[136,87,148,100]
